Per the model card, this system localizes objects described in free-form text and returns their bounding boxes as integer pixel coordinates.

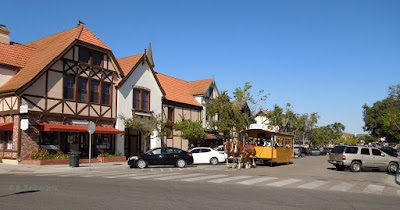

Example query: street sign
[87,121,96,171]
[20,119,29,130]
[19,104,28,114]
[87,122,96,134]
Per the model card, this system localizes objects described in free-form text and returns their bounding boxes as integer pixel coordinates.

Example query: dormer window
[79,47,103,67]
[133,88,150,111]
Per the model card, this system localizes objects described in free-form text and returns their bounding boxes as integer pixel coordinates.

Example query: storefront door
[129,136,139,156]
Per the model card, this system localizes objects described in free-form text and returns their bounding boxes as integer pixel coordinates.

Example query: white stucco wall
[255,115,280,132]
[0,67,16,87]
[116,62,163,155]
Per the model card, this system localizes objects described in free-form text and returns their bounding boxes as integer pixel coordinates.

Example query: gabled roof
[116,53,165,96]
[189,78,213,96]
[117,53,144,76]
[156,73,202,107]
[0,25,111,93]
[0,42,35,68]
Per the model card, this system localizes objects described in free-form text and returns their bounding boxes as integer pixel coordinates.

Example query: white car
[189,147,226,165]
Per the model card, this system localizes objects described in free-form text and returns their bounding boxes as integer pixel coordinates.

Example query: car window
[173,148,182,153]
[331,146,346,154]
[191,149,200,153]
[164,148,175,154]
[200,149,211,153]
[361,148,370,155]
[372,149,382,156]
[345,147,358,154]
[151,148,162,155]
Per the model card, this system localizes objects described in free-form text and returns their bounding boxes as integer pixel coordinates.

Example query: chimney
[0,24,11,45]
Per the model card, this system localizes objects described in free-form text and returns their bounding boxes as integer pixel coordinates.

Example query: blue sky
[2,0,399,134]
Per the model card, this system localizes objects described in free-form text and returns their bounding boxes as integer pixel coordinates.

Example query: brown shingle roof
[189,78,212,96]
[0,42,35,68]
[156,73,202,107]
[117,53,144,76]
[0,25,110,93]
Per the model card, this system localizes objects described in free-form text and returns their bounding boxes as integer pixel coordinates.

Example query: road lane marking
[155,173,205,180]
[363,184,384,194]
[182,174,228,182]
[208,176,252,183]
[297,180,328,189]
[237,177,278,185]
[330,182,355,192]
[80,171,129,177]
[130,172,183,180]
[266,179,301,187]
[103,173,152,178]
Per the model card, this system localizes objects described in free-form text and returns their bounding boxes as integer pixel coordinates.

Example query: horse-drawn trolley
[242,124,294,166]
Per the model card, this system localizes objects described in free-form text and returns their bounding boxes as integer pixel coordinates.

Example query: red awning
[0,123,13,131]
[40,124,123,134]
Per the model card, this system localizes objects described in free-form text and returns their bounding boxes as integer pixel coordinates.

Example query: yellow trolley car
[242,124,294,166]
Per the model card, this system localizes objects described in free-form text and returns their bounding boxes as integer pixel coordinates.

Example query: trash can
[69,151,81,167]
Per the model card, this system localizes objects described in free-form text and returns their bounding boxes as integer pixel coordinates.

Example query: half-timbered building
[0,24,123,159]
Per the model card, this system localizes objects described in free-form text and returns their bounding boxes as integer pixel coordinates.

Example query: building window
[101,83,111,105]
[95,134,111,150]
[166,126,173,139]
[90,80,100,103]
[79,47,103,67]
[63,75,75,100]
[40,132,60,147]
[133,88,150,111]
[77,78,88,102]
[168,107,174,122]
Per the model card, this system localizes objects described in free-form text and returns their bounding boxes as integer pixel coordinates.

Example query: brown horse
[224,140,245,169]
[223,140,234,168]
[242,144,257,169]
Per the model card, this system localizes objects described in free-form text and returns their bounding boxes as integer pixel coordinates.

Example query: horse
[242,144,257,169]
[224,140,245,169]
[223,140,234,168]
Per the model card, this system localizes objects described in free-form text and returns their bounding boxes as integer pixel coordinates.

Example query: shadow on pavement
[0,190,40,198]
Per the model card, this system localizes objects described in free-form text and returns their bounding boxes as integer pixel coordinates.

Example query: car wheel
[210,157,218,165]
[387,162,399,173]
[136,159,147,169]
[176,159,186,168]
[350,161,361,172]
[335,165,345,171]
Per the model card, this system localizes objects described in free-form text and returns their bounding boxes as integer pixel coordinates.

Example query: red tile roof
[0,42,35,68]
[189,78,213,96]
[156,73,202,107]
[0,25,111,93]
[117,53,144,76]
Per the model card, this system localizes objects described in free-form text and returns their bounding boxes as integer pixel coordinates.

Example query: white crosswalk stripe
[155,173,205,180]
[104,173,146,178]
[266,179,301,187]
[130,172,184,180]
[330,182,355,192]
[397,190,400,196]
[182,174,228,182]
[297,180,328,189]
[80,171,129,177]
[363,184,384,194]
[237,177,277,185]
[208,175,252,183]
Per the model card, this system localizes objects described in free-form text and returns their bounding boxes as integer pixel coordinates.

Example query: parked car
[308,149,321,156]
[215,145,229,159]
[381,146,398,157]
[319,147,329,156]
[189,147,226,165]
[328,145,399,173]
[127,147,193,169]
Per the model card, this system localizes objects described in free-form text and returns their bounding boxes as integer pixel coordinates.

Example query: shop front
[0,123,15,159]
[39,124,123,158]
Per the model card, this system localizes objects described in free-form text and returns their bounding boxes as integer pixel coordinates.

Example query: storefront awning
[40,124,124,134]
[0,123,13,131]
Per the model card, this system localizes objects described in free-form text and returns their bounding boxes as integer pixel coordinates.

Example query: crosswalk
[6,170,400,197]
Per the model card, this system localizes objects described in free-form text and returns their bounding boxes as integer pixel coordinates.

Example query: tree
[122,114,161,152]
[363,84,400,143]
[206,82,268,140]
[310,122,345,146]
[173,118,207,147]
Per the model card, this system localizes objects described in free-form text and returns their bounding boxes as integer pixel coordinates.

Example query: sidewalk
[0,161,128,174]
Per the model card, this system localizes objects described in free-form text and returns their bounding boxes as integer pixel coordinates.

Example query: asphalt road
[0,156,399,209]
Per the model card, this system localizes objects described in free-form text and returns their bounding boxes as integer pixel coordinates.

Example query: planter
[97,156,126,163]
[19,159,69,165]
